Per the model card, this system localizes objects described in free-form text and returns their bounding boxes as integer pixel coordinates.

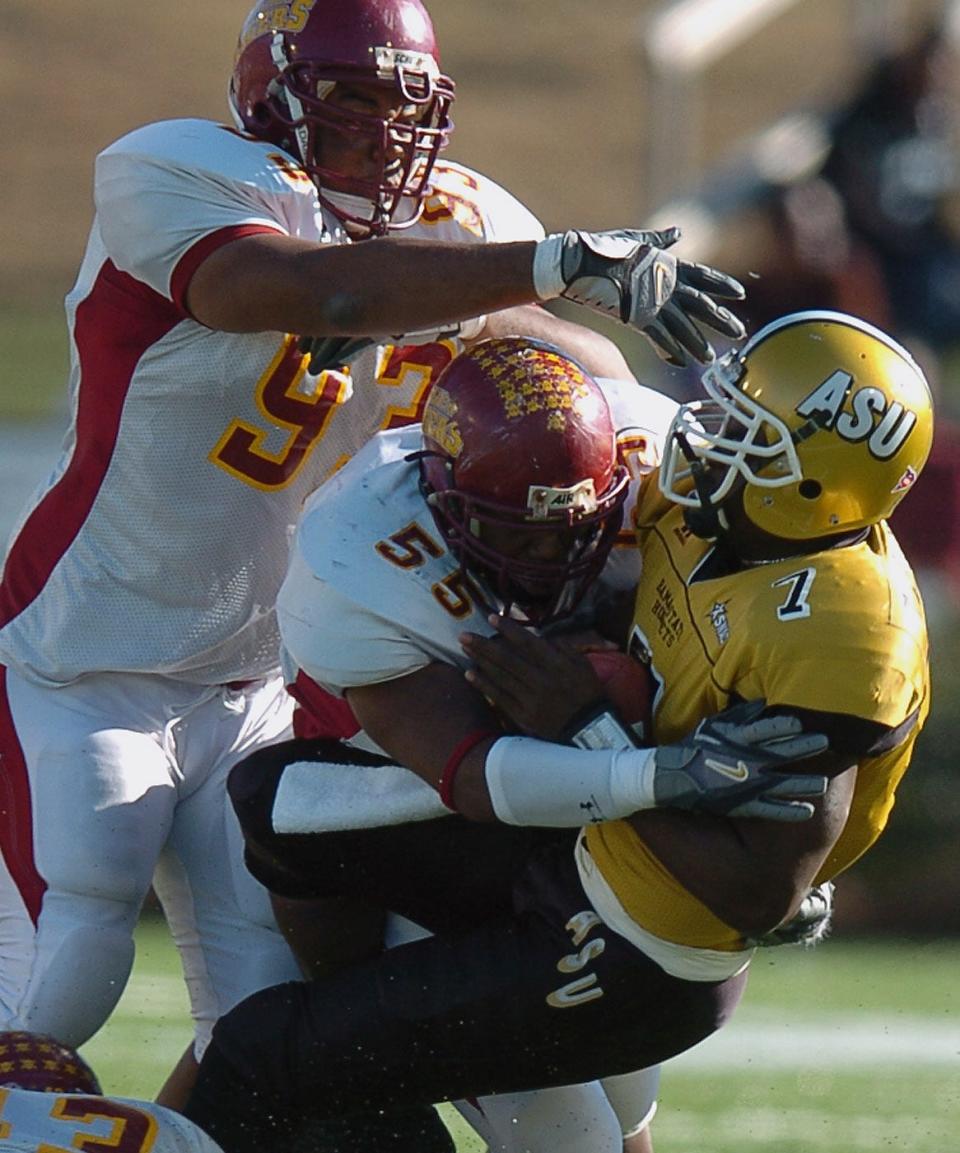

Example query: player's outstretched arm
[184,228,743,367]
[479,700,827,826]
[299,302,636,379]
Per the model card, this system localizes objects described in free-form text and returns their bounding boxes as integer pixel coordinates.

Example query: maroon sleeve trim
[170,223,285,316]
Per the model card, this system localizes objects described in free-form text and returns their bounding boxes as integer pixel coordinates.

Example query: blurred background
[0,0,957,930]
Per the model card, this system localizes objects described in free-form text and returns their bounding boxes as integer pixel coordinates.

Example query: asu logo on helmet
[659,310,934,540]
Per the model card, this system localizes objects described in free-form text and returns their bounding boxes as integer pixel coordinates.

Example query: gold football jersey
[585,483,929,950]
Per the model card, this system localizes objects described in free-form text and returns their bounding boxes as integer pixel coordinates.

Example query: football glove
[299,316,487,375]
[532,226,746,366]
[652,699,829,821]
[298,335,374,375]
[747,881,836,948]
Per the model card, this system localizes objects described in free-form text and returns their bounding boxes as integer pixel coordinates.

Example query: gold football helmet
[659,310,934,539]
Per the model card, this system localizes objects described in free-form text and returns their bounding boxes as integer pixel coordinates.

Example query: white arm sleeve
[484,736,658,826]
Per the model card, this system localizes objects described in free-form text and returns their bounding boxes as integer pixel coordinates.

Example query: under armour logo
[580,796,606,823]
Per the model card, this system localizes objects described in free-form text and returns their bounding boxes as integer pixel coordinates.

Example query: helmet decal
[796,372,922,459]
[236,2,316,56]
[660,310,934,540]
[892,465,919,494]
[469,343,594,431]
[0,1033,101,1095]
[421,385,462,459]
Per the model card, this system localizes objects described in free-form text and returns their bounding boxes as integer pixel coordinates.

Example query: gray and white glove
[532,226,746,366]
[652,699,828,821]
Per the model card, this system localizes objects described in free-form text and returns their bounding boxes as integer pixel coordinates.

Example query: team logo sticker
[892,465,918,494]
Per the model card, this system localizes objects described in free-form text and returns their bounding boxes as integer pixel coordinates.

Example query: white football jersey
[0,1087,222,1153]
[0,118,543,687]
[277,381,678,736]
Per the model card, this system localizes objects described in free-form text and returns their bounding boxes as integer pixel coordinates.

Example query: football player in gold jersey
[463,308,932,957]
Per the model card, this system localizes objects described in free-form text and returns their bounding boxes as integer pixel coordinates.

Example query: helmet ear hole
[798,479,822,500]
[250,100,275,129]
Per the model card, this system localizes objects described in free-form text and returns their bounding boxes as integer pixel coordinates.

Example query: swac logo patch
[795,370,918,460]
[707,601,730,645]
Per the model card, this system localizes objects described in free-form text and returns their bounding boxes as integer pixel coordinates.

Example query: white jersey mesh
[278,382,678,698]
[0,119,543,686]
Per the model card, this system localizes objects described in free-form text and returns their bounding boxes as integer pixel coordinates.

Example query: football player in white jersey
[0,1033,222,1153]
[0,0,747,1126]
[181,339,829,1153]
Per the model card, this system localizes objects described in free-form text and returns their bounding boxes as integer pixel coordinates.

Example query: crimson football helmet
[230,0,455,235]
[0,1032,101,1094]
[659,310,934,540]
[419,338,630,625]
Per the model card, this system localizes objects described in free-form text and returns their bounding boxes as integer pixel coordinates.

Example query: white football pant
[0,667,302,1053]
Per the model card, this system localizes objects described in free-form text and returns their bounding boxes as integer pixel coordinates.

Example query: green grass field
[80,915,960,1153]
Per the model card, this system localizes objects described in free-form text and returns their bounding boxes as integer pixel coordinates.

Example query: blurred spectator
[888,414,960,619]
[820,18,960,355]
[738,176,893,335]
[731,14,960,624]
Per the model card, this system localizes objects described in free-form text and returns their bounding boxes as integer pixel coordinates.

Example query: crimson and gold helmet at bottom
[659,310,934,540]
[0,1032,101,1094]
[419,337,630,625]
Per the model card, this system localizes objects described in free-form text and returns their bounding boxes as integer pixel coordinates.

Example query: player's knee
[41,841,156,907]
[457,1084,624,1153]
[20,921,135,1047]
[204,980,305,1100]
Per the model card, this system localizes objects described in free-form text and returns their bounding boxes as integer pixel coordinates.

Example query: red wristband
[438,729,499,811]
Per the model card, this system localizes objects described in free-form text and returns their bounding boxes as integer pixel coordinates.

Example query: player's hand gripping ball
[584,649,655,742]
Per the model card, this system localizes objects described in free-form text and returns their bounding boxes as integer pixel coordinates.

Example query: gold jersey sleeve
[585,489,930,951]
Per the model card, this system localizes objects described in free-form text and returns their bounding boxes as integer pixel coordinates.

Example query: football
[585,649,655,741]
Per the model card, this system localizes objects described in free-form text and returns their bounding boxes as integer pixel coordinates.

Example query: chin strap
[673,428,727,540]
